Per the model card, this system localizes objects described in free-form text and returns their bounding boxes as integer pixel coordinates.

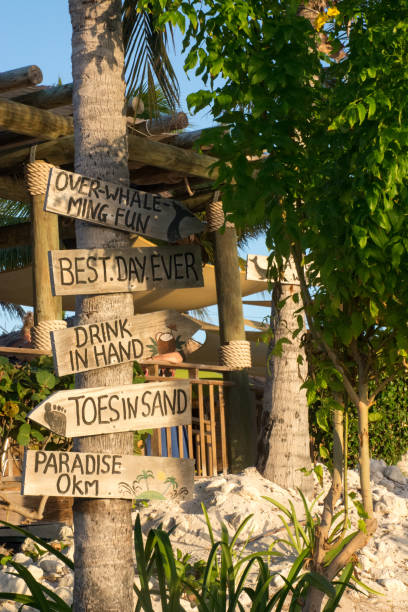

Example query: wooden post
[208,201,257,472]
[26,161,62,325]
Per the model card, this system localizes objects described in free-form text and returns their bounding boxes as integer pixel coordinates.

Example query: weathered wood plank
[246,254,301,284]
[48,245,203,296]
[0,66,43,93]
[44,167,204,242]
[51,309,200,376]
[22,450,194,500]
[28,380,191,437]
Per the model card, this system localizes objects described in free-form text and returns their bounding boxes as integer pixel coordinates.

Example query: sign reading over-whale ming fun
[44,167,205,242]
[50,309,200,376]
[48,245,203,296]
[22,451,194,500]
[28,380,191,437]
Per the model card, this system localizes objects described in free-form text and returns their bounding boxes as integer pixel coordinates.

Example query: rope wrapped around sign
[206,192,234,233]
[218,340,252,369]
[31,320,67,352]
[25,160,53,196]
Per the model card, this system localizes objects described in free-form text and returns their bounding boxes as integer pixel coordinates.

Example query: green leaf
[16,423,31,446]
[368,412,382,422]
[35,369,57,389]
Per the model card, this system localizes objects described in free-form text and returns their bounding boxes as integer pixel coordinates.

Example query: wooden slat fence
[139,361,233,476]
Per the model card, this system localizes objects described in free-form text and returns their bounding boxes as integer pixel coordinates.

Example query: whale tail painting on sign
[44,167,205,242]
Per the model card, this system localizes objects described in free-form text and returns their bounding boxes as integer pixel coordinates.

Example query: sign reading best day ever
[48,244,203,296]
[44,167,205,242]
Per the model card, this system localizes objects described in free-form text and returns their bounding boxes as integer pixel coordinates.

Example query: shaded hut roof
[0,65,217,211]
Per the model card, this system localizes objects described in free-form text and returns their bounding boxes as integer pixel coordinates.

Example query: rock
[378,578,407,593]
[374,493,408,517]
[370,458,386,473]
[55,586,73,605]
[271,573,285,587]
[0,569,29,595]
[57,525,74,541]
[38,555,66,575]
[221,482,237,495]
[28,565,44,581]
[384,465,407,485]
[21,538,47,556]
[12,553,33,566]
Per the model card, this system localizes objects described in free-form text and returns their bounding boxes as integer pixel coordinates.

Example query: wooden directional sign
[48,245,203,296]
[22,450,194,500]
[28,380,191,437]
[51,309,200,376]
[246,254,301,284]
[44,167,205,242]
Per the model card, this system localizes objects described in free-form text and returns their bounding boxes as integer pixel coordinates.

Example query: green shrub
[310,374,408,467]
[0,355,146,457]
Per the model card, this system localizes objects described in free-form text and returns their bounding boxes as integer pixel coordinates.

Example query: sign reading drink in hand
[44,167,205,242]
[22,451,194,500]
[48,245,203,296]
[28,380,191,438]
[50,309,200,376]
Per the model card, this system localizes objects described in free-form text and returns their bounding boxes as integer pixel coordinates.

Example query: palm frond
[0,199,30,226]
[0,245,31,272]
[0,199,32,272]
[122,2,180,113]
[0,302,25,321]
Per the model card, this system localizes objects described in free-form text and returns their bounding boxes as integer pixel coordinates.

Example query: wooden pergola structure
[0,65,261,477]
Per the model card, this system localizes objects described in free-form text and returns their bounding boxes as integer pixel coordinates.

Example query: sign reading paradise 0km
[50,309,200,376]
[48,245,203,296]
[28,380,191,438]
[22,451,194,501]
[44,167,205,242]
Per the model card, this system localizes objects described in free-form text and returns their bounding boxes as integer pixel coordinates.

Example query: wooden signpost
[50,309,200,376]
[48,244,204,296]
[22,451,194,500]
[28,380,191,437]
[44,167,205,242]
[246,254,301,283]
[24,165,200,509]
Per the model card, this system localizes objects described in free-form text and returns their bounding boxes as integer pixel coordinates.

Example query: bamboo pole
[0,66,43,93]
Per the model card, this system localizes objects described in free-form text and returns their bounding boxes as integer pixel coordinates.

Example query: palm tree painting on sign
[118,470,189,500]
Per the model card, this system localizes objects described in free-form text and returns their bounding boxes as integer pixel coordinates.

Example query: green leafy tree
[139,0,408,607]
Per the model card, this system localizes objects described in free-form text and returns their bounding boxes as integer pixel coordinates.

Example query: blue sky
[1,1,269,333]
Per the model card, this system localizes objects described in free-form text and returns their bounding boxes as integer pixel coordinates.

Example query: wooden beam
[11,84,143,117]
[11,83,73,109]
[128,135,218,180]
[0,66,43,93]
[0,135,75,168]
[0,98,73,140]
[0,174,29,203]
[129,112,188,136]
[0,133,218,180]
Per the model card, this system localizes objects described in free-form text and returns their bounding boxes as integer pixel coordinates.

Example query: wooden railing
[139,360,234,476]
[0,346,235,478]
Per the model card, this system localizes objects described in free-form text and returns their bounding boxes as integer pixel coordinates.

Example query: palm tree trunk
[257,276,313,497]
[68,1,134,610]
